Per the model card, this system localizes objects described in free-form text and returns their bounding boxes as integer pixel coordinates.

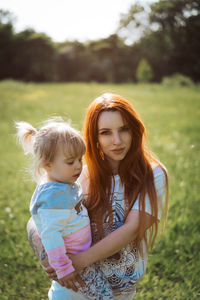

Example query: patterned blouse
[79,162,167,298]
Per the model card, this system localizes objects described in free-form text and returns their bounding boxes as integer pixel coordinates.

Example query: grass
[0,80,199,299]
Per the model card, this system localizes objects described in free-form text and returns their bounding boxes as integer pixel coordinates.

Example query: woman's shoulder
[151,161,168,192]
[152,161,168,177]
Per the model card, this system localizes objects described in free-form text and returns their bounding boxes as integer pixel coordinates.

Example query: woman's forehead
[98,110,126,129]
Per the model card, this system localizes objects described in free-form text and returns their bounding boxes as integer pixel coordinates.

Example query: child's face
[46,147,83,184]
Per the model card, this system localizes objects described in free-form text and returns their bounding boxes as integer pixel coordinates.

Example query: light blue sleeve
[34,193,76,278]
[31,185,89,251]
[37,207,74,251]
[30,184,78,214]
[131,164,167,220]
[31,186,77,250]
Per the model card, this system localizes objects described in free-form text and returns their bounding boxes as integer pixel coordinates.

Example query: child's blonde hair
[15,117,86,182]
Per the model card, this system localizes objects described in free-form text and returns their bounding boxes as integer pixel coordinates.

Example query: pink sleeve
[47,245,75,279]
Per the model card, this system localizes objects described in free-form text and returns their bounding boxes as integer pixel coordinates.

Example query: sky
[0,0,154,43]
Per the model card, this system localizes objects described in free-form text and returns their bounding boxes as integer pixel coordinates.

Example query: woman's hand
[58,271,85,292]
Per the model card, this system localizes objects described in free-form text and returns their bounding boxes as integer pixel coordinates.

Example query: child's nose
[75,160,81,169]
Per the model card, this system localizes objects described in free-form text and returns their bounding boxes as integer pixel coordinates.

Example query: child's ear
[43,162,51,170]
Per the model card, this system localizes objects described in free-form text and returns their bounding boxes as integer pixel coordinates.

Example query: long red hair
[83,93,168,250]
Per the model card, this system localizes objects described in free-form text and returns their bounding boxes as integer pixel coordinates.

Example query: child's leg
[48,264,113,300]
[48,280,88,300]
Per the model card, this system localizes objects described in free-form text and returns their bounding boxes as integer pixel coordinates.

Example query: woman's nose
[113,132,121,144]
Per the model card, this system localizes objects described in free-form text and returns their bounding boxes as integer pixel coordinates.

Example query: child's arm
[31,185,89,286]
[27,218,85,291]
[37,207,75,279]
[27,218,50,270]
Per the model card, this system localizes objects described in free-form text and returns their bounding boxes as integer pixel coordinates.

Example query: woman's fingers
[59,280,65,287]
[59,273,85,292]
[75,274,85,287]
[70,281,78,292]
[65,280,78,292]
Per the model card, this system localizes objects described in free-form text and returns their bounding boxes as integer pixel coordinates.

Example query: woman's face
[98,110,132,174]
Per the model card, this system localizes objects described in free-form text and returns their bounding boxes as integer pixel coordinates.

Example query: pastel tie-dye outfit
[30,181,112,300]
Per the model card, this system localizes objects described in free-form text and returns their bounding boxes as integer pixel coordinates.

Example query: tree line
[0,0,199,83]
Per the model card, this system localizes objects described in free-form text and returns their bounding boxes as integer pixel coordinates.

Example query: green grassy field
[0,80,199,299]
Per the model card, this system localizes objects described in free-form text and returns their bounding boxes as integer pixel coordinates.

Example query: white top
[78,162,167,297]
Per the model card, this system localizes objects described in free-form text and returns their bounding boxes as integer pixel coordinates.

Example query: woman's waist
[97,243,147,290]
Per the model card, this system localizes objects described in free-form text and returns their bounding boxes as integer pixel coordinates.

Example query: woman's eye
[100,131,110,135]
[66,161,74,165]
[121,126,129,132]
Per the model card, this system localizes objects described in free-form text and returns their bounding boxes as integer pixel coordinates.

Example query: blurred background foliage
[0,0,200,83]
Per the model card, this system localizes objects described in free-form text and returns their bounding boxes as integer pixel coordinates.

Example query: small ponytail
[15,117,86,183]
[15,121,37,155]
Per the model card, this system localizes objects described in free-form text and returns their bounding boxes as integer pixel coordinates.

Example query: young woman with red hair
[27,93,168,299]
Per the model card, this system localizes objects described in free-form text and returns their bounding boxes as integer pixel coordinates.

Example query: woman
[27,93,168,299]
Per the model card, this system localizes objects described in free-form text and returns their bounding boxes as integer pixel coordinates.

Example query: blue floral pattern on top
[87,164,167,298]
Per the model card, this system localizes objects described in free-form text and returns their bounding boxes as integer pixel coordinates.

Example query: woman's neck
[112,169,118,175]
[108,160,119,175]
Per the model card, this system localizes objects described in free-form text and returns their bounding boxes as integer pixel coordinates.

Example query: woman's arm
[27,209,154,276]
[70,210,155,271]
[27,218,54,273]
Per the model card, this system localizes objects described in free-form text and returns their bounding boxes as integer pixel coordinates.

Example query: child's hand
[45,266,58,281]
[59,271,85,292]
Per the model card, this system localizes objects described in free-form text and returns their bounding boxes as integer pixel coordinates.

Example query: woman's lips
[111,148,125,154]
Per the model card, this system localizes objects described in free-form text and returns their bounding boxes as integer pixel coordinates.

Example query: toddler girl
[16,118,112,300]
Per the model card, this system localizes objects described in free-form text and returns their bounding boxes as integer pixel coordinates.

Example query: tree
[136,59,153,82]
[0,10,57,82]
[0,10,16,79]
[118,0,200,82]
[12,30,57,81]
